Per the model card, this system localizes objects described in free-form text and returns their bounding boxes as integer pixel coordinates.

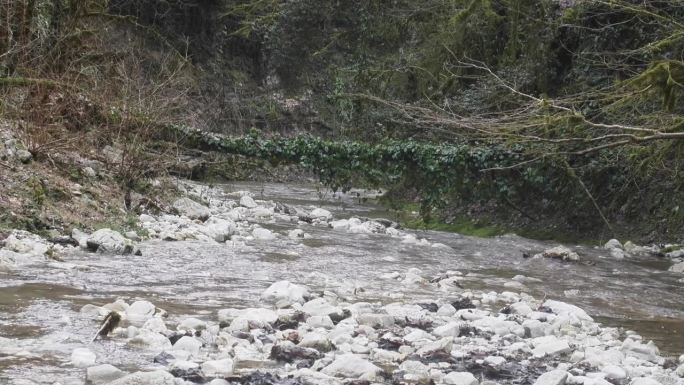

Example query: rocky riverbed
[0,181,683,385]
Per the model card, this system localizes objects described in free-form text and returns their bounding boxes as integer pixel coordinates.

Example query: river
[0,182,682,384]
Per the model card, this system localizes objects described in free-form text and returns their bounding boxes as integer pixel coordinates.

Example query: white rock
[434,322,463,338]
[443,372,479,385]
[202,358,234,378]
[252,227,276,240]
[126,301,156,327]
[437,304,456,316]
[604,239,623,250]
[3,230,50,255]
[86,229,133,254]
[108,370,175,385]
[174,197,211,220]
[398,360,431,384]
[261,281,309,306]
[307,315,334,329]
[356,313,394,329]
[370,348,402,364]
[532,336,572,358]
[310,208,332,220]
[169,360,199,372]
[126,330,171,352]
[142,317,167,333]
[86,364,126,384]
[240,196,258,208]
[602,365,627,380]
[523,319,548,338]
[484,356,506,367]
[201,218,237,242]
[209,380,231,385]
[534,370,569,385]
[303,298,343,318]
[172,336,202,355]
[71,348,96,368]
[542,300,593,322]
[299,332,333,352]
[322,354,382,380]
[178,317,206,331]
[416,337,452,357]
[620,339,660,362]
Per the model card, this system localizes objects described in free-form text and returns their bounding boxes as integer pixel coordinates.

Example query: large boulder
[86,229,133,254]
[173,197,211,221]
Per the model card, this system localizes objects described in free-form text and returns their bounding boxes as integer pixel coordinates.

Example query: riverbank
[1,180,683,384]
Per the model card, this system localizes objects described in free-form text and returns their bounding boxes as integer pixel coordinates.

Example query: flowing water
[0,182,682,384]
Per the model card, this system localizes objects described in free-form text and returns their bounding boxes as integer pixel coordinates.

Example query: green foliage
[179,126,648,231]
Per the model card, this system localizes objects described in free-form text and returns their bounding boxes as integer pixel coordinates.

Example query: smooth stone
[321,354,382,380]
[173,197,211,220]
[398,360,431,384]
[240,195,258,208]
[261,280,309,306]
[108,370,175,385]
[126,301,156,327]
[534,370,569,385]
[602,365,627,380]
[126,330,172,351]
[86,364,126,385]
[252,227,276,240]
[443,372,479,385]
[202,358,234,378]
[532,336,572,358]
[178,317,206,331]
[86,228,132,254]
[172,336,202,355]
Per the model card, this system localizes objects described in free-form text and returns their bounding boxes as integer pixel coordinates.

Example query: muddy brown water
[0,182,682,384]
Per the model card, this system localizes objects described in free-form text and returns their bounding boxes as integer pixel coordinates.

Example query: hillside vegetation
[1,0,683,242]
